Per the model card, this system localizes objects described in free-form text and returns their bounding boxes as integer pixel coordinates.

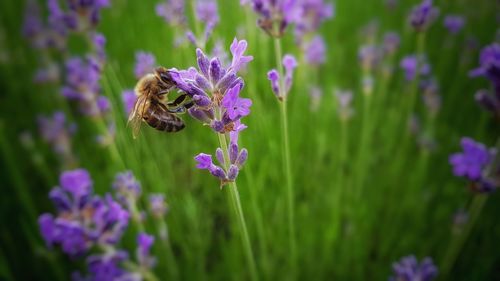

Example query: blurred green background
[0,0,499,280]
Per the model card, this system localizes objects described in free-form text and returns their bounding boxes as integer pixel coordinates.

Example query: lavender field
[0,0,499,280]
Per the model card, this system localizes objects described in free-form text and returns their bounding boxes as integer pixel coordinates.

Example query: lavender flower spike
[267,54,298,101]
[469,43,500,96]
[443,15,465,35]
[449,137,497,192]
[389,255,438,281]
[408,0,439,32]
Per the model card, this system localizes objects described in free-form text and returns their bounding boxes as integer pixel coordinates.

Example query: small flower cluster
[195,136,249,185]
[443,15,465,35]
[400,55,431,82]
[470,43,500,118]
[449,138,498,193]
[408,0,440,32]
[39,169,161,280]
[389,255,438,281]
[267,55,298,101]
[167,39,253,184]
[37,111,77,168]
[156,0,186,28]
[186,0,220,48]
[246,0,333,40]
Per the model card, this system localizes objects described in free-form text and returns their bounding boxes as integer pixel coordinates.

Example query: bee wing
[128,94,148,139]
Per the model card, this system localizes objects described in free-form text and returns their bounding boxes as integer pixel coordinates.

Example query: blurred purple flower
[470,43,500,95]
[137,233,156,269]
[305,35,326,66]
[74,250,134,281]
[383,32,400,56]
[400,55,431,81]
[389,255,438,281]
[113,171,142,201]
[449,138,494,182]
[149,194,169,219]
[309,86,322,112]
[247,0,300,37]
[122,90,137,115]
[38,169,130,256]
[358,45,381,72]
[293,0,334,43]
[443,15,465,34]
[156,0,187,27]
[408,0,439,32]
[334,89,354,121]
[475,89,500,117]
[38,111,75,157]
[134,51,156,79]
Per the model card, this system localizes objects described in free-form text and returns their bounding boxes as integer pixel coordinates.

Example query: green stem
[440,194,488,279]
[217,132,258,281]
[273,37,297,277]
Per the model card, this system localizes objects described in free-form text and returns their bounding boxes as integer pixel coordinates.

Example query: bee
[128,67,193,138]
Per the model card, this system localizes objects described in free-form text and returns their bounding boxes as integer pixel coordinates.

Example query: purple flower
[61,56,104,116]
[134,51,156,79]
[34,62,60,84]
[122,90,137,115]
[408,0,439,32]
[292,0,334,43]
[156,0,186,27]
[400,55,431,81]
[443,15,465,34]
[38,169,130,256]
[358,45,381,72]
[22,1,48,49]
[469,43,500,95]
[149,194,168,219]
[221,84,252,120]
[389,255,438,281]
[169,39,252,134]
[268,54,298,100]
[112,171,141,200]
[383,32,400,56]
[449,138,495,187]
[37,111,75,156]
[304,35,326,66]
[137,233,156,268]
[196,0,219,26]
[75,250,134,281]
[194,139,248,185]
[248,0,300,37]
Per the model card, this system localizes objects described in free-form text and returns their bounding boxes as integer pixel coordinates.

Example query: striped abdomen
[144,105,185,133]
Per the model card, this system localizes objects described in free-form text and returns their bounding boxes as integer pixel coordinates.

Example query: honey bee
[128,67,193,138]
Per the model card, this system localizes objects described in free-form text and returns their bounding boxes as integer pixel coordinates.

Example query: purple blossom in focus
[304,35,326,66]
[443,15,465,34]
[134,51,156,79]
[194,137,248,185]
[408,0,439,32]
[449,137,498,192]
[38,169,130,256]
[267,54,298,101]
[169,38,253,134]
[389,255,438,281]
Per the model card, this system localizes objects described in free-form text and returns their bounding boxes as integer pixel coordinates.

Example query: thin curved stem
[217,132,259,281]
[273,37,297,277]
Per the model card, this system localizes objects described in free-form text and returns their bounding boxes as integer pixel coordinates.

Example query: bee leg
[183,101,194,109]
[167,94,188,107]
